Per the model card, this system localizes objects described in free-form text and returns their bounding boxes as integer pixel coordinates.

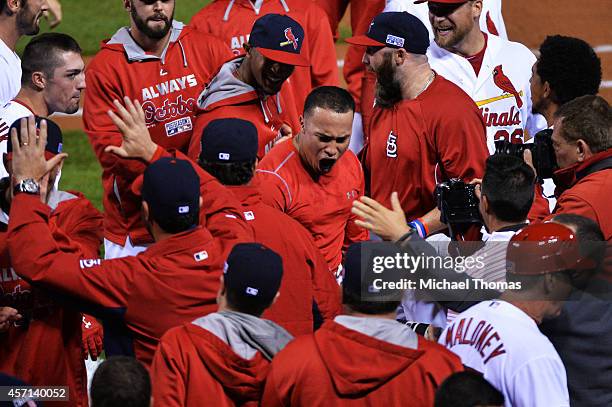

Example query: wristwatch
[13,178,40,196]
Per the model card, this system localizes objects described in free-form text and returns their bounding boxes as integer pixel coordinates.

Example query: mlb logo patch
[246,287,259,296]
[244,211,255,221]
[385,34,405,48]
[165,117,192,137]
[194,251,209,262]
[218,152,230,160]
[178,205,190,214]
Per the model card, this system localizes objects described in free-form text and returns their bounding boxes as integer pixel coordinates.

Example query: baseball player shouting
[84,0,233,258]
[190,0,338,112]
[440,222,588,407]
[347,12,488,237]
[256,86,369,280]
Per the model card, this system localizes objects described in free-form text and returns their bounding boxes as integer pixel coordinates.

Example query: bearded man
[347,12,488,238]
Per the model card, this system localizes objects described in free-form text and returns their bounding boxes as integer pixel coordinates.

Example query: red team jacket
[83,21,233,246]
[188,57,301,160]
[7,194,228,368]
[151,323,270,407]
[261,320,464,406]
[227,182,341,335]
[364,74,489,220]
[190,0,339,111]
[256,141,369,273]
[0,191,103,407]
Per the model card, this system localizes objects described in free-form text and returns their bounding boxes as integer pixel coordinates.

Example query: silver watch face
[20,179,40,194]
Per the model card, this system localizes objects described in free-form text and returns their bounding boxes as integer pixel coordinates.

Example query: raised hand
[351,192,411,241]
[105,97,158,161]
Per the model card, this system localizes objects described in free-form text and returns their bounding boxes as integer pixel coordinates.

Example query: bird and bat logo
[279,27,299,50]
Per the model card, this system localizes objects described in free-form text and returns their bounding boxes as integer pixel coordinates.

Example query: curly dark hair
[537,35,601,105]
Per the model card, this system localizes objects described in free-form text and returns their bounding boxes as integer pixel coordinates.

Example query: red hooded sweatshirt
[190,0,339,111]
[262,319,463,406]
[188,57,301,161]
[151,311,293,406]
[0,190,103,407]
[227,181,341,335]
[83,21,233,246]
[7,194,228,368]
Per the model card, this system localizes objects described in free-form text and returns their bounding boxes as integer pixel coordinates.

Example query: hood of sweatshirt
[197,57,259,110]
[101,20,189,66]
[314,319,424,397]
[187,311,293,401]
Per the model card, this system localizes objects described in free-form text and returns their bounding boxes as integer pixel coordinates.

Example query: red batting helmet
[506,223,588,275]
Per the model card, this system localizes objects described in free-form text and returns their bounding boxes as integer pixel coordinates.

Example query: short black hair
[554,95,611,153]
[199,159,256,186]
[482,154,535,223]
[21,33,82,86]
[91,356,151,407]
[537,35,601,106]
[434,371,504,407]
[304,86,355,118]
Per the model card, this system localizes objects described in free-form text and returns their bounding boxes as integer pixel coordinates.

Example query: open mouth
[435,25,454,36]
[319,158,336,173]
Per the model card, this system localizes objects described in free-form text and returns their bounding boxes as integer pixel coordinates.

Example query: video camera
[494,129,558,179]
[434,178,482,225]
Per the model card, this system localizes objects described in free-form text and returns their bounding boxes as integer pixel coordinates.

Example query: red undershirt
[465,32,488,76]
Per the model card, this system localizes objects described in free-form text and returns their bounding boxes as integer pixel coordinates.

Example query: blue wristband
[408,219,427,238]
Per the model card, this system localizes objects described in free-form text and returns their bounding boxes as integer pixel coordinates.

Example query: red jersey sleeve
[545,192,597,222]
[256,170,292,212]
[308,242,342,321]
[528,182,551,222]
[343,168,370,251]
[8,194,135,311]
[151,329,187,407]
[433,104,489,182]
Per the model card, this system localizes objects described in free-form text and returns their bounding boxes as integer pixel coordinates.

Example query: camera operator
[532,95,611,242]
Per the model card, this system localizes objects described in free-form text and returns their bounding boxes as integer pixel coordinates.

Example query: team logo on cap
[178,205,190,214]
[385,34,405,48]
[279,27,299,50]
[246,287,259,296]
[218,152,230,160]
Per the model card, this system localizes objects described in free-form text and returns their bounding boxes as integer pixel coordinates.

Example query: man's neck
[497,293,547,325]
[448,29,486,58]
[14,88,50,116]
[129,26,172,57]
[542,103,559,128]
[487,218,527,233]
[400,65,436,100]
[235,58,256,88]
[0,20,20,51]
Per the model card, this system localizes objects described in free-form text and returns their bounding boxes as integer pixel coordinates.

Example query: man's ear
[481,193,491,215]
[542,80,552,100]
[299,114,304,130]
[31,72,46,90]
[271,291,280,306]
[5,0,21,14]
[576,139,592,163]
[471,0,484,19]
[123,0,131,11]
[198,196,203,208]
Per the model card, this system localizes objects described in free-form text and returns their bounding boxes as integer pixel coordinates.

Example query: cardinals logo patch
[493,65,523,108]
[280,27,299,50]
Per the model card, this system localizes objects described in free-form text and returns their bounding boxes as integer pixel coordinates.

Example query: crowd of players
[0,0,610,406]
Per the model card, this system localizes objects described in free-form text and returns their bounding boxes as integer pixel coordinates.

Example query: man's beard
[131,2,174,40]
[433,23,471,51]
[374,53,403,108]
[16,6,41,36]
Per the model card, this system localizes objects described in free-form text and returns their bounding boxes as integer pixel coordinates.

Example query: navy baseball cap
[199,118,259,163]
[346,12,430,55]
[224,243,284,307]
[133,157,200,224]
[248,13,310,67]
[7,116,63,159]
